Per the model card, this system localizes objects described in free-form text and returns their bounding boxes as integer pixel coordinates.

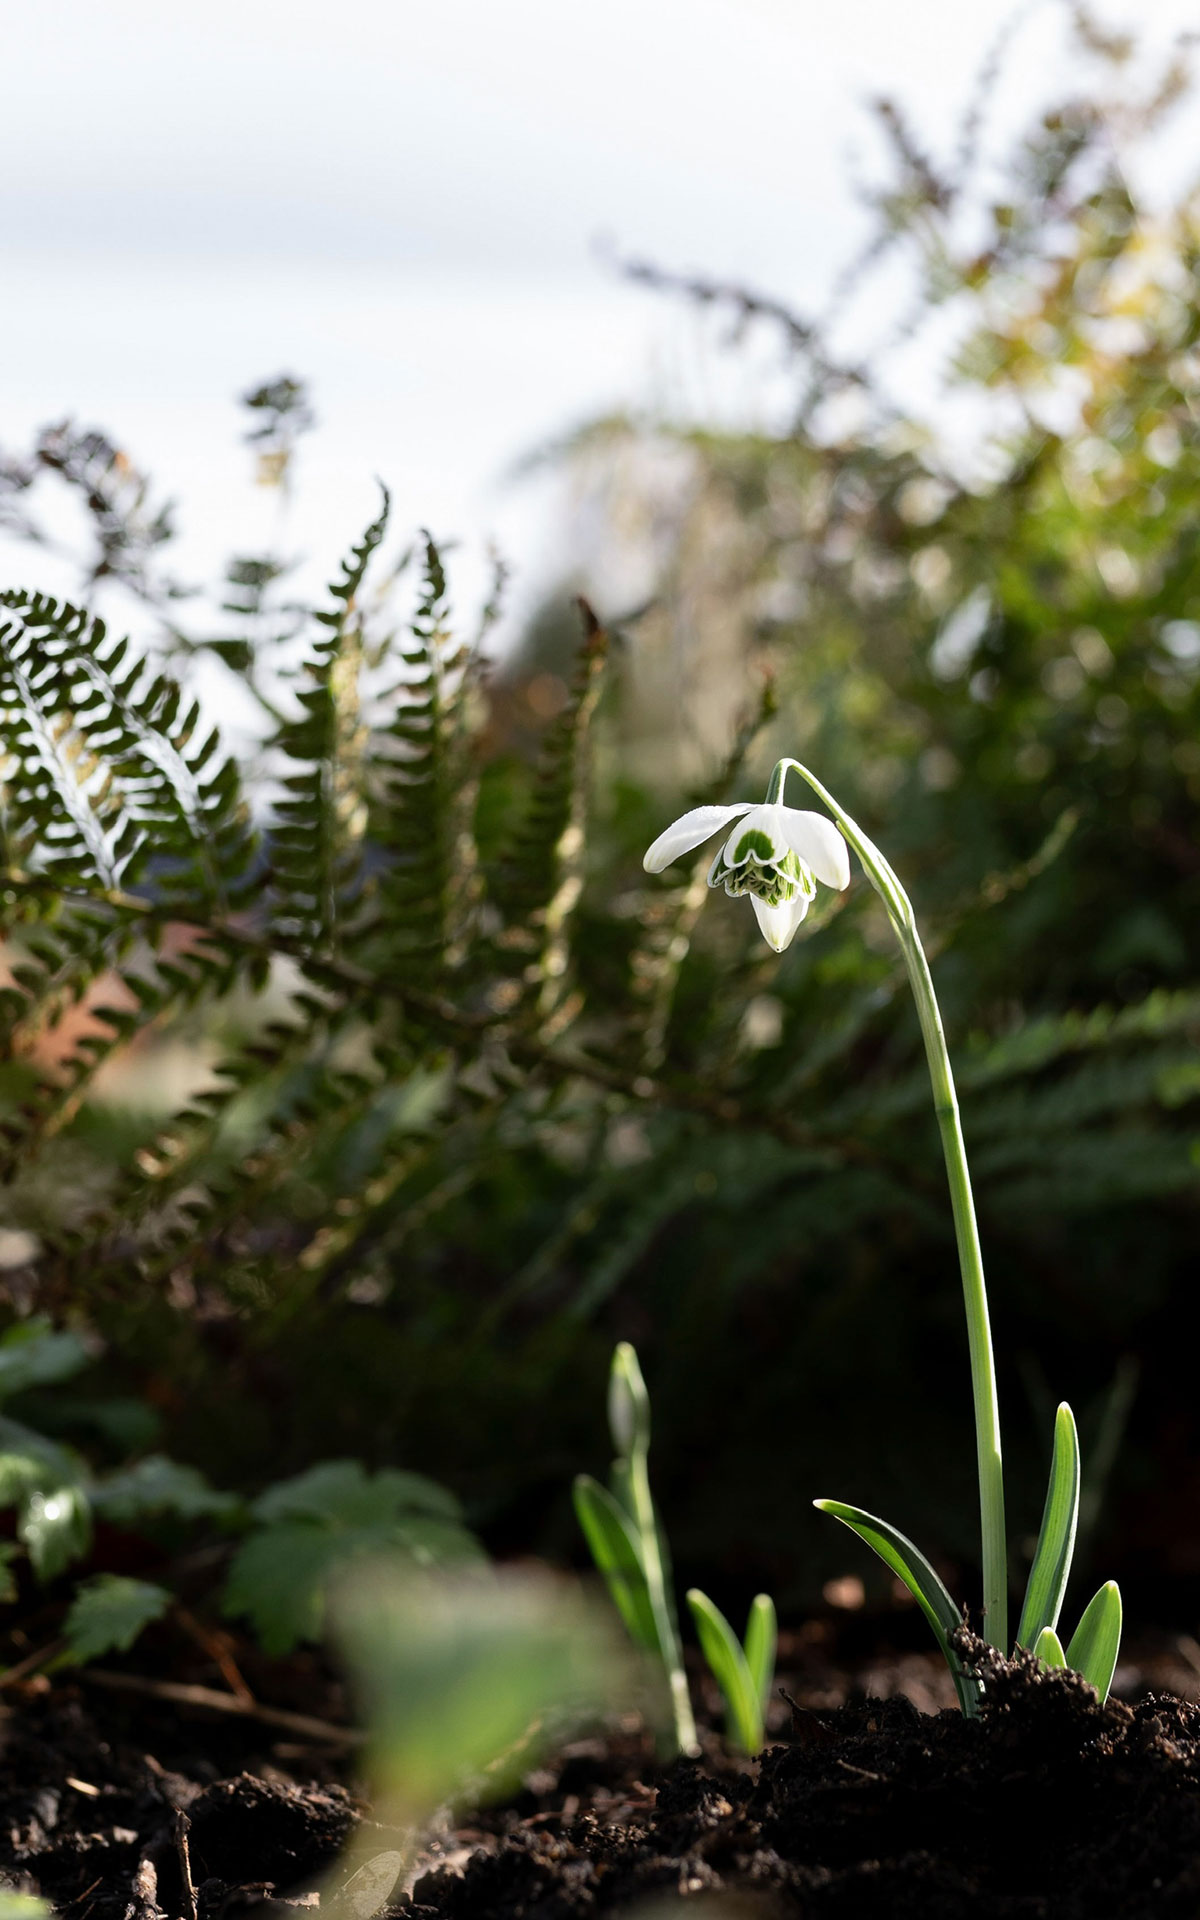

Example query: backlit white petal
[778,807,851,890]
[643,803,754,873]
[722,803,786,867]
[751,890,811,952]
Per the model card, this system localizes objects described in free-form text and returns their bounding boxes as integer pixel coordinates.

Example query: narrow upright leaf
[1065,1581,1122,1703]
[686,1588,763,1755]
[572,1473,658,1653]
[744,1592,777,1712]
[1016,1402,1080,1648]
[815,1498,980,1716]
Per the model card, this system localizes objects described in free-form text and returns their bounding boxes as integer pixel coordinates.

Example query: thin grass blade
[686,1588,762,1754]
[1016,1402,1080,1649]
[814,1498,981,1716]
[743,1593,777,1713]
[572,1475,658,1653]
[1033,1625,1066,1668]
[1065,1581,1122,1703]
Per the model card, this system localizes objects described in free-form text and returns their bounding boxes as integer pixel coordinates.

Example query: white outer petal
[643,802,754,873]
[721,802,786,867]
[751,890,811,952]
[778,807,851,890]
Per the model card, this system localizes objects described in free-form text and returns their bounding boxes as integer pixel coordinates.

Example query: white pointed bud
[608,1342,651,1458]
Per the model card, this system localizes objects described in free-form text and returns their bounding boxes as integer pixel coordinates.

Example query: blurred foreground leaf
[0,1895,53,1920]
[334,1564,626,1815]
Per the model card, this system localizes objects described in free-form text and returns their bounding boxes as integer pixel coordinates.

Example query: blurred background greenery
[2,13,1199,1653]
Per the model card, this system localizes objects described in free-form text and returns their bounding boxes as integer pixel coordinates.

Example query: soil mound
[407,1642,1200,1919]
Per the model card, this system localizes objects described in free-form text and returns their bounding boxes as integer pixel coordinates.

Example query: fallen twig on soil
[82,1668,363,1746]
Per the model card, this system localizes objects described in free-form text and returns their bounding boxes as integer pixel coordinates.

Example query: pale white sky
[2,0,1198,656]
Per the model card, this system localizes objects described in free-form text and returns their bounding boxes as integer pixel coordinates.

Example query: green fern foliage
[368,533,478,980]
[0,505,624,1310]
[267,491,388,956]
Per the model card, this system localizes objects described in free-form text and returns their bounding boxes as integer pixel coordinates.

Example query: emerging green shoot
[814,1500,981,1717]
[574,1343,697,1755]
[1065,1581,1123,1703]
[686,1589,776,1754]
[1033,1626,1066,1668]
[1016,1403,1080,1650]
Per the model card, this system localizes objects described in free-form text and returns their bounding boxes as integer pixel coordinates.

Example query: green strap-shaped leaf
[573,1474,658,1653]
[1065,1581,1122,1703]
[815,1498,981,1716]
[1016,1402,1080,1649]
[1033,1625,1066,1668]
[744,1592,777,1714]
[686,1588,763,1754]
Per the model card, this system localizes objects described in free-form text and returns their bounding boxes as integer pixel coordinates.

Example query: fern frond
[0,590,256,912]
[0,893,243,1184]
[496,599,610,1031]
[0,583,256,1172]
[983,1126,1199,1214]
[961,988,1200,1088]
[366,533,484,982]
[266,494,390,956]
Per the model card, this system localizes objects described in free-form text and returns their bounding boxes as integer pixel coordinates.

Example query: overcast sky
[3,0,1198,650]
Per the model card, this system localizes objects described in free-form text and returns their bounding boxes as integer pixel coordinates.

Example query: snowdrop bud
[608,1342,651,1457]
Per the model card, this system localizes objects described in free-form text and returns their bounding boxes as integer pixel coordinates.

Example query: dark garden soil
[5,1629,1200,1919]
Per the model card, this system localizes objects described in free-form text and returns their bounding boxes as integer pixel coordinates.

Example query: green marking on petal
[730,827,777,864]
[708,832,819,918]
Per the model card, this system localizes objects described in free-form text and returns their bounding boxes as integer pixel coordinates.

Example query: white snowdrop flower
[642,761,850,952]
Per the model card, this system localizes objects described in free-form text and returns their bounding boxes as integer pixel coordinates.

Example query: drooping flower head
[643,759,850,952]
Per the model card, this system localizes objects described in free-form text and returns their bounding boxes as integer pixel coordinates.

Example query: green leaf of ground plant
[572,1473,658,1652]
[93,1454,243,1527]
[815,1498,981,1716]
[1033,1626,1066,1668]
[251,1460,462,1527]
[17,1483,91,1581]
[0,1419,92,1579]
[225,1465,480,1653]
[1065,1581,1122,1703]
[743,1592,777,1712]
[1016,1402,1080,1649]
[225,1511,480,1655]
[224,1523,344,1653]
[62,1574,171,1664]
[686,1588,763,1754]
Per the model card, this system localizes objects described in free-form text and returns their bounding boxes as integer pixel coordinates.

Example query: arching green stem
[773,757,1007,1650]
